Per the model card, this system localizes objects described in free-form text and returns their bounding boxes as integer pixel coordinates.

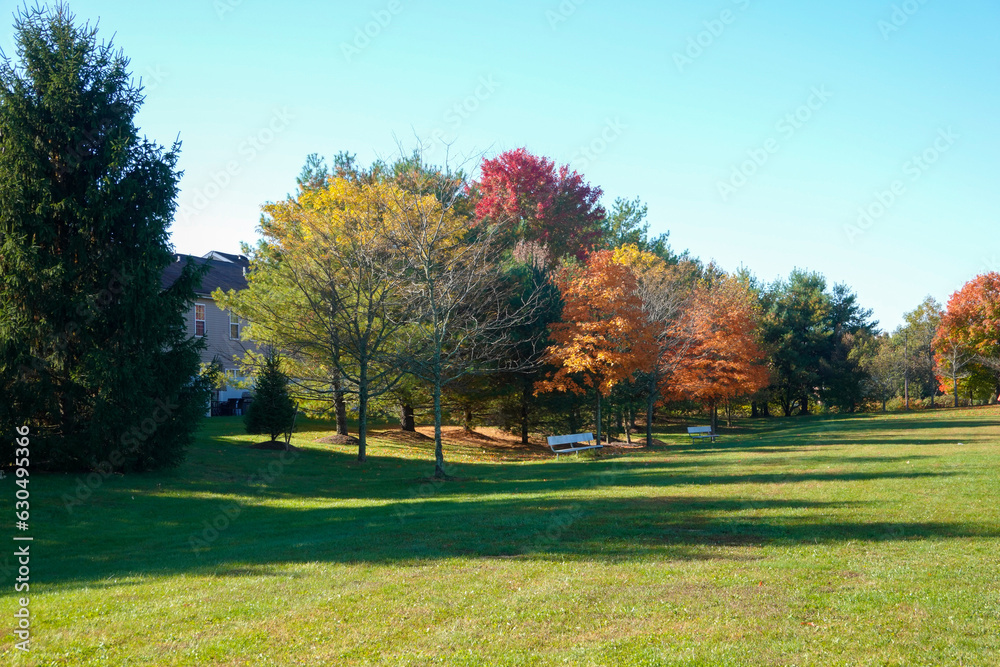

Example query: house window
[229,311,240,340]
[195,304,206,337]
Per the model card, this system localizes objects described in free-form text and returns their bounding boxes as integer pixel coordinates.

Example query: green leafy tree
[899,296,943,406]
[857,333,901,411]
[0,5,206,471]
[244,350,296,445]
[482,248,564,445]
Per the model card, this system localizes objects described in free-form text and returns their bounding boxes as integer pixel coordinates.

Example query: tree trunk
[781,397,792,417]
[882,397,887,412]
[928,344,935,408]
[333,373,348,436]
[904,333,910,411]
[625,405,632,445]
[595,392,602,447]
[710,402,718,434]
[433,380,445,479]
[646,390,655,447]
[462,405,473,432]
[357,359,368,462]
[399,403,415,431]
[520,378,530,445]
[60,389,75,443]
[761,402,770,418]
[725,399,732,428]
[953,361,959,408]
[751,401,759,418]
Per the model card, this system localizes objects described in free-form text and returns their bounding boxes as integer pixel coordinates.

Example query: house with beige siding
[162,251,258,413]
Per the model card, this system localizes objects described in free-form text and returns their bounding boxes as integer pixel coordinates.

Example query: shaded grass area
[3,408,1000,665]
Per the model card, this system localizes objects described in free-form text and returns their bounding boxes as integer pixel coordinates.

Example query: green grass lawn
[3,407,999,665]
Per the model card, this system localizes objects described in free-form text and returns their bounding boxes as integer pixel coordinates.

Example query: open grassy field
[3,407,999,666]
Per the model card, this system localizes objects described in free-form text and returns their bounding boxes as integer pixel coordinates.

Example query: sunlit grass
[3,407,999,665]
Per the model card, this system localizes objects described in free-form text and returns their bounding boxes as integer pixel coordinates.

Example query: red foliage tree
[474,148,604,261]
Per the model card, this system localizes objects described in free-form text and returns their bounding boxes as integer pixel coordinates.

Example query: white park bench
[546,432,603,458]
[687,426,718,442]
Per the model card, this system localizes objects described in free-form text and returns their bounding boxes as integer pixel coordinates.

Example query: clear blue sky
[4,0,998,330]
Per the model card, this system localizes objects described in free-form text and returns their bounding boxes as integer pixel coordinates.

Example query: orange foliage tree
[934,272,1000,405]
[664,276,770,430]
[535,250,657,444]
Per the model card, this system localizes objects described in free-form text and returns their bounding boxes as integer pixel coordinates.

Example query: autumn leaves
[535,247,769,443]
[220,146,775,476]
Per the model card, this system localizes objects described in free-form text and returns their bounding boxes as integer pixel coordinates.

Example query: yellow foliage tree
[218,177,411,461]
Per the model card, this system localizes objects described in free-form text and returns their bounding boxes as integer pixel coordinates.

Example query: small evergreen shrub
[244,350,296,443]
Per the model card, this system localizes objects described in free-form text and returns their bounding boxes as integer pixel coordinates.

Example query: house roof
[202,250,250,265]
[161,252,249,297]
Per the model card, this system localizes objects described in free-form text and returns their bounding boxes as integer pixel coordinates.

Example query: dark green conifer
[244,350,296,445]
[0,5,207,470]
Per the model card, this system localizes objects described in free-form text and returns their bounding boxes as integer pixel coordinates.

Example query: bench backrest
[547,432,594,446]
[687,426,714,434]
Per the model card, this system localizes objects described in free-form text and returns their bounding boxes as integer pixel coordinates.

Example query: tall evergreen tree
[760,271,875,415]
[0,5,207,470]
[822,283,877,412]
[759,271,832,416]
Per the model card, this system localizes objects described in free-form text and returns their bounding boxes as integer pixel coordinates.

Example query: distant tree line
[225,147,1000,479]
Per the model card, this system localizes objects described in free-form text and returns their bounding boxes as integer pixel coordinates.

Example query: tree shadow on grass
[97,444,958,504]
[34,447,985,590]
[662,416,997,454]
[44,490,997,589]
